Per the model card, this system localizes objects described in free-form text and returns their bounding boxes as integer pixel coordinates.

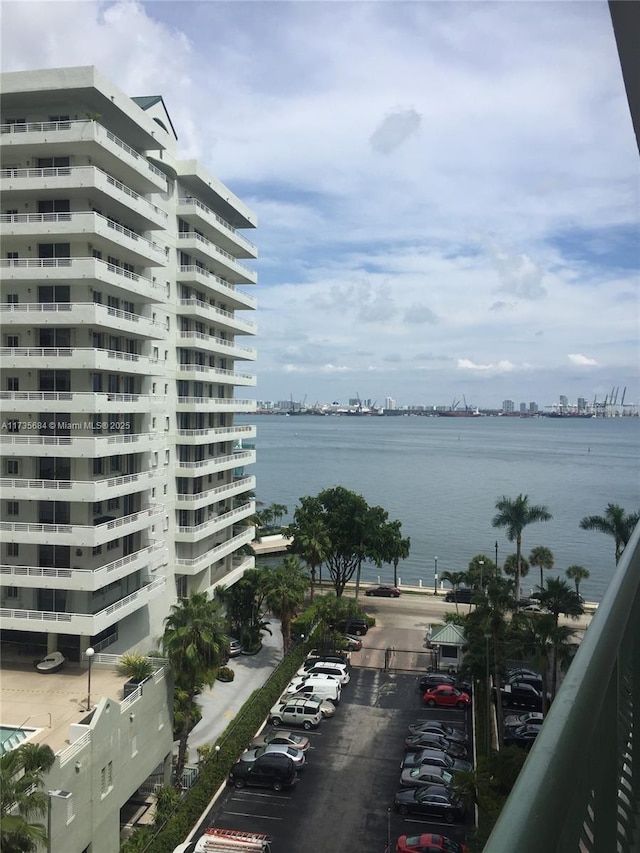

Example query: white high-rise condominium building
[0,66,258,661]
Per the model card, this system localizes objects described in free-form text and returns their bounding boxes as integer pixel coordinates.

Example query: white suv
[269,698,323,730]
[296,662,350,684]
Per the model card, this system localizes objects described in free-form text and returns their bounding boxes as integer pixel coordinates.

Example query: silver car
[285,691,336,717]
[399,764,454,789]
[240,743,306,769]
[250,730,310,752]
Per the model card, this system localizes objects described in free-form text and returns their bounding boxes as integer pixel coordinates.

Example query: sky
[2,0,639,409]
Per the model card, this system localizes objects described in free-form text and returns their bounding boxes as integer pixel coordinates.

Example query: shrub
[217,666,235,682]
[117,652,154,682]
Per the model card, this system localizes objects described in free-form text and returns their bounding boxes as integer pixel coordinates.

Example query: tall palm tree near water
[579,503,640,565]
[566,564,590,596]
[162,592,227,781]
[492,494,552,602]
[529,546,554,593]
[1,742,55,853]
[287,516,330,602]
[261,555,309,654]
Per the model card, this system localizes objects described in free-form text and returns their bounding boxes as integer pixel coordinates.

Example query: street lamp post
[479,559,485,591]
[495,540,499,570]
[434,556,438,595]
[85,647,95,712]
[485,633,492,753]
[47,790,72,853]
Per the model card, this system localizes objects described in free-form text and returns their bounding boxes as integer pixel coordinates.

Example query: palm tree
[566,564,590,596]
[287,516,330,602]
[502,554,530,583]
[161,592,227,781]
[536,576,584,626]
[579,503,640,564]
[529,546,554,593]
[1,742,55,853]
[270,503,288,529]
[492,494,552,602]
[442,570,468,613]
[261,555,309,653]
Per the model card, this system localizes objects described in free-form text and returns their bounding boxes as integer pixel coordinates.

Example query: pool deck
[0,653,126,755]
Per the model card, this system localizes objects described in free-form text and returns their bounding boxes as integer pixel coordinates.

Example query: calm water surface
[244,415,640,602]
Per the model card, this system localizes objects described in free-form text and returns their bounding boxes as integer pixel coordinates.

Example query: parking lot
[201,667,473,853]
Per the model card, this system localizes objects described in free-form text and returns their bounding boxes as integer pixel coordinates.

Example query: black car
[407,721,469,744]
[444,588,474,603]
[505,672,542,689]
[404,734,468,759]
[418,673,472,694]
[401,748,472,773]
[393,784,465,823]
[229,753,297,791]
[503,724,540,751]
[336,617,368,636]
[500,681,548,711]
[302,654,350,671]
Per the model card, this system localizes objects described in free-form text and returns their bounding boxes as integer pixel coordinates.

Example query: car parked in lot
[304,651,351,668]
[227,637,243,657]
[418,673,472,694]
[399,765,455,789]
[423,686,471,709]
[407,721,468,743]
[287,673,342,701]
[503,711,544,729]
[500,681,548,711]
[504,672,542,689]
[401,748,472,773]
[284,690,337,716]
[505,667,540,682]
[250,730,310,752]
[229,752,297,791]
[502,725,540,751]
[395,832,469,853]
[342,635,362,651]
[296,663,350,685]
[365,584,401,597]
[394,784,465,823]
[269,698,323,730]
[404,734,468,759]
[239,743,306,770]
[334,616,369,636]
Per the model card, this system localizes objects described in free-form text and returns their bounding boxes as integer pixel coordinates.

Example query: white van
[285,675,341,704]
[296,661,350,684]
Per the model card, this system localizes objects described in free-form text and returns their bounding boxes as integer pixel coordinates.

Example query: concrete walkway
[186,620,283,756]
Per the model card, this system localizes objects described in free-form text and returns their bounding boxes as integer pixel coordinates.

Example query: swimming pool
[0,726,37,755]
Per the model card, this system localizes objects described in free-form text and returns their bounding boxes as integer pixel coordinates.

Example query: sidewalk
[186,620,283,756]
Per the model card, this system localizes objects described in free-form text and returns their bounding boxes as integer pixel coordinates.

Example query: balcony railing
[177,266,257,307]
[177,231,256,276]
[486,523,640,853]
[178,297,256,331]
[177,196,257,251]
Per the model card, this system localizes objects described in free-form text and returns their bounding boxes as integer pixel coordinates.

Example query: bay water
[243,414,640,602]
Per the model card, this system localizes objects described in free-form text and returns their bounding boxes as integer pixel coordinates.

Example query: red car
[423,685,471,709]
[365,585,401,597]
[396,832,469,853]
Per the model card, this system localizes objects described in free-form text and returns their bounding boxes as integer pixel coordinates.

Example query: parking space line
[224,811,284,821]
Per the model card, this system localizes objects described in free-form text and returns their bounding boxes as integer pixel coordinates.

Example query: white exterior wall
[0,66,257,658]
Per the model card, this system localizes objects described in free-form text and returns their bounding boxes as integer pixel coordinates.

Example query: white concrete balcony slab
[176,476,256,509]
[177,364,256,387]
[0,576,166,635]
[0,506,162,547]
[176,197,257,258]
[1,165,167,231]
[175,425,256,445]
[174,528,254,576]
[176,450,255,479]
[0,302,166,339]
[0,258,166,303]
[177,297,256,335]
[0,432,164,457]
[177,331,256,361]
[177,232,257,284]
[175,501,255,543]
[177,266,256,310]
[0,469,162,501]
[0,542,167,591]
[175,397,256,414]
[0,119,167,193]
[2,212,165,266]
[0,391,165,414]
[0,347,165,374]
[210,554,256,593]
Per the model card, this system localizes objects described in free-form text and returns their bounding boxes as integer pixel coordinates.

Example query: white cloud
[458,359,517,374]
[568,354,599,366]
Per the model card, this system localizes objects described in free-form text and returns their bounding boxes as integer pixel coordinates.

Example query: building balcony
[0,469,163,501]
[176,450,255,479]
[0,432,164,457]
[177,330,256,361]
[176,196,257,258]
[177,232,257,284]
[176,397,256,414]
[177,266,256,310]
[0,391,165,414]
[0,119,167,193]
[1,164,167,229]
[0,347,165,374]
[0,506,162,547]
[177,363,256,387]
[175,424,256,445]
[0,258,167,303]
[0,302,167,339]
[0,576,166,635]
[177,297,256,335]
[2,211,166,267]
[174,528,254,576]
[175,501,255,543]
[0,542,167,592]
[175,476,256,509]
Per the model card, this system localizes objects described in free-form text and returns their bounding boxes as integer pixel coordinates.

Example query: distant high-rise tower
[502,400,515,413]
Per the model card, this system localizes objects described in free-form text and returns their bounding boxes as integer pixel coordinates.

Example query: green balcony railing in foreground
[485,522,640,852]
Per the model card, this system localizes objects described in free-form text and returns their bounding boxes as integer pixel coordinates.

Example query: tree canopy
[261,555,309,653]
[579,503,639,565]
[492,494,552,601]
[1,742,55,853]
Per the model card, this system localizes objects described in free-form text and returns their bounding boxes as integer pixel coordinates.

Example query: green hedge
[121,641,310,853]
